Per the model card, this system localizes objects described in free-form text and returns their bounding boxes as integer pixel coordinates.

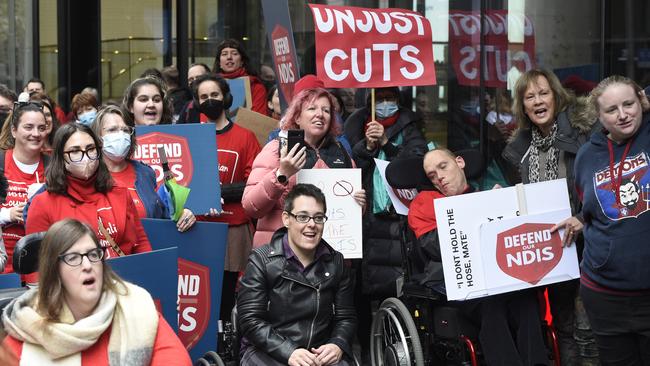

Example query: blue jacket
[575,113,650,290]
[131,160,169,219]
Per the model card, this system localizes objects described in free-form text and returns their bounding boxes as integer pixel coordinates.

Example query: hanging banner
[134,123,221,214]
[309,4,436,88]
[142,219,228,361]
[449,10,535,87]
[261,0,300,108]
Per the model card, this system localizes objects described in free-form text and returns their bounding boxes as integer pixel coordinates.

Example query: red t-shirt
[111,163,147,219]
[198,122,261,226]
[407,190,446,239]
[2,149,46,274]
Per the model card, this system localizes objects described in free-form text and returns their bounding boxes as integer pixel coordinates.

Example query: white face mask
[102,132,131,161]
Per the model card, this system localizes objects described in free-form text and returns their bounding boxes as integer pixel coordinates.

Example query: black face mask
[199,99,224,120]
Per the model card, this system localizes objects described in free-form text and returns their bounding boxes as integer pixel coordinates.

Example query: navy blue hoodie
[575,113,650,290]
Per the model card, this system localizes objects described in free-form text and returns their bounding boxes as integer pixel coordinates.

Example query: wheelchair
[370,151,561,366]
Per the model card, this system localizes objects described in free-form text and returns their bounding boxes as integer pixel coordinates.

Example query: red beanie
[294,74,325,95]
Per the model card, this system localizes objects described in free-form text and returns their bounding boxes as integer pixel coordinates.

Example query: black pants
[580,284,650,366]
[459,290,549,366]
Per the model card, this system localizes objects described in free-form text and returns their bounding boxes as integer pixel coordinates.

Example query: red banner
[449,10,535,87]
[309,4,436,88]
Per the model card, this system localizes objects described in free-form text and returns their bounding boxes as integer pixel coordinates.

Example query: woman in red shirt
[0,102,49,279]
[2,218,190,365]
[25,123,151,259]
[212,39,268,115]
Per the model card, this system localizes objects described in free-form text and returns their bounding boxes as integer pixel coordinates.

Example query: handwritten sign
[296,169,363,258]
[434,179,579,300]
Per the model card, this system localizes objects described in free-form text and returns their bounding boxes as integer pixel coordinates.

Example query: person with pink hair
[242,87,365,247]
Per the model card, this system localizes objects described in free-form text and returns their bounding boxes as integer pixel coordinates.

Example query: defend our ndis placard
[134,123,221,214]
[434,179,580,300]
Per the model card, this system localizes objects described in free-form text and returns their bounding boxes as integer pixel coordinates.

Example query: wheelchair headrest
[386,149,485,190]
[13,231,45,275]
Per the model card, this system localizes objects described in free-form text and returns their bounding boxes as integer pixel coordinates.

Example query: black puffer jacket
[237,228,356,364]
[344,107,427,297]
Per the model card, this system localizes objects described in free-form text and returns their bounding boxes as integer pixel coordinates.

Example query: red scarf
[364,112,400,132]
[220,68,247,79]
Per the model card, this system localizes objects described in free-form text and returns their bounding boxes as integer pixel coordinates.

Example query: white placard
[296,169,363,258]
[434,179,579,300]
[374,158,418,215]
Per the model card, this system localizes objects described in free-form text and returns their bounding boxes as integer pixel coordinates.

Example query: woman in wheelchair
[406,149,549,366]
[238,184,356,366]
[1,218,190,365]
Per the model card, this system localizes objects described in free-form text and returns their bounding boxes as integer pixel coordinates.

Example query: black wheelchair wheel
[370,297,424,366]
[204,351,226,366]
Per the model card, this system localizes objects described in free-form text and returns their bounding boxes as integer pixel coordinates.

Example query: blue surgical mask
[375,101,399,119]
[77,110,97,126]
[102,131,132,161]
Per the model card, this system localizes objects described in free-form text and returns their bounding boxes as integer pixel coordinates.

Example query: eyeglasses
[287,212,328,224]
[104,125,134,135]
[58,247,104,266]
[64,147,99,162]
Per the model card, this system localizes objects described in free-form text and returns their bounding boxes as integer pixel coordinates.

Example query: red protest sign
[309,4,436,88]
[133,132,194,188]
[271,24,298,102]
[449,10,535,87]
[178,258,212,349]
[495,223,563,285]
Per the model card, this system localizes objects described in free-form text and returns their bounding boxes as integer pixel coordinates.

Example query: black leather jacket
[237,228,356,364]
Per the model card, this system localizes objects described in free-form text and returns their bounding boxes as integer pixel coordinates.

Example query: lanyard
[607,137,635,206]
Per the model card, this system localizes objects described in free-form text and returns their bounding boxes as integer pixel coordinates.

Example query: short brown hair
[37,218,125,321]
[71,92,99,117]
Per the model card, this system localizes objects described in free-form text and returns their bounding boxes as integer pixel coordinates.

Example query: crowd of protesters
[0,35,649,365]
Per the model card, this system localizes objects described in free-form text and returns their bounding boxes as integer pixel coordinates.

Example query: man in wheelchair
[407,148,549,366]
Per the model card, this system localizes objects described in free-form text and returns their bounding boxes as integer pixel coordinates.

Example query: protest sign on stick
[309,4,436,88]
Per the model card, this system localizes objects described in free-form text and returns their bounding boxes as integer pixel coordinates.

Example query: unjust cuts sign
[433,179,579,300]
[309,4,436,88]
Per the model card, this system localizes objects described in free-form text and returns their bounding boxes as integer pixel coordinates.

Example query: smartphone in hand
[287,129,305,153]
